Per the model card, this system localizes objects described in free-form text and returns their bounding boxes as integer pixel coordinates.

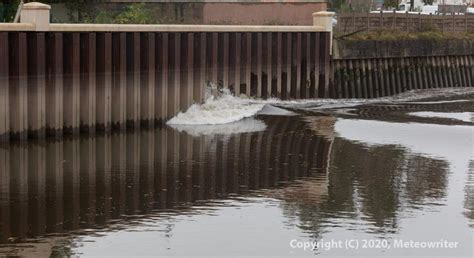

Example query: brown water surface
[0,93,473,257]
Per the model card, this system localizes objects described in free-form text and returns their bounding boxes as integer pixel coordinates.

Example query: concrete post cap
[22,2,51,10]
[312,11,335,17]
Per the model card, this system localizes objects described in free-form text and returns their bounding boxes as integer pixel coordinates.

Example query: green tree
[384,0,399,9]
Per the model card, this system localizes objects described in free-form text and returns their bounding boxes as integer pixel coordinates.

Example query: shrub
[114,3,153,24]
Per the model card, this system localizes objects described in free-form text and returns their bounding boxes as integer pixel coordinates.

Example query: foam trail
[409,112,473,122]
[278,88,474,110]
[167,87,474,125]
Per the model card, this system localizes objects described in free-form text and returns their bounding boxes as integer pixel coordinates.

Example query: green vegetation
[383,0,399,9]
[0,0,21,22]
[114,3,154,24]
[83,3,155,24]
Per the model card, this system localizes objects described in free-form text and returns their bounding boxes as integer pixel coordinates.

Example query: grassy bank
[336,30,474,41]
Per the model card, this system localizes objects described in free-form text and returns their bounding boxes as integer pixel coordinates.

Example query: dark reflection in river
[0,95,473,257]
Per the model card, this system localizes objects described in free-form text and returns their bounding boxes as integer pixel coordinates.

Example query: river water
[0,88,473,257]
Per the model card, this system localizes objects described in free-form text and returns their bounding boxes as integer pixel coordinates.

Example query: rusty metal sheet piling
[0,10,469,141]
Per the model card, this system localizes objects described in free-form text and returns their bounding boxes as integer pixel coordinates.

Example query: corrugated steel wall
[0,31,331,140]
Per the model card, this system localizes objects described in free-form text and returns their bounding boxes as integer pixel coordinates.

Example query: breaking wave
[167,90,266,125]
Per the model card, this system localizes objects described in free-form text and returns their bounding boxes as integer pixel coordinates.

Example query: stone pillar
[313,11,335,54]
[20,2,51,31]
[313,11,335,32]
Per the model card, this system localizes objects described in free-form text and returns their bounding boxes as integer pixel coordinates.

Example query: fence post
[418,12,421,30]
[352,11,356,33]
[392,10,396,29]
[367,12,370,31]
[442,13,445,33]
[466,13,468,34]
[380,10,383,29]
[452,13,454,32]
[405,11,409,32]
[429,13,432,29]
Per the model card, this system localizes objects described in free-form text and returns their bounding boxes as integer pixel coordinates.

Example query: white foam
[409,112,473,122]
[167,92,265,125]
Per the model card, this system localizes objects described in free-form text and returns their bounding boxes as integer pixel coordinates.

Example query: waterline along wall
[331,39,473,99]
[0,3,333,141]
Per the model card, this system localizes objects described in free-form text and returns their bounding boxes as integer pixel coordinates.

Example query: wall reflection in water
[0,112,470,256]
[0,115,333,245]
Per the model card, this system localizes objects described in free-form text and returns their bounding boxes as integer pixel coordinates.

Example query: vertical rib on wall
[0,31,331,141]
